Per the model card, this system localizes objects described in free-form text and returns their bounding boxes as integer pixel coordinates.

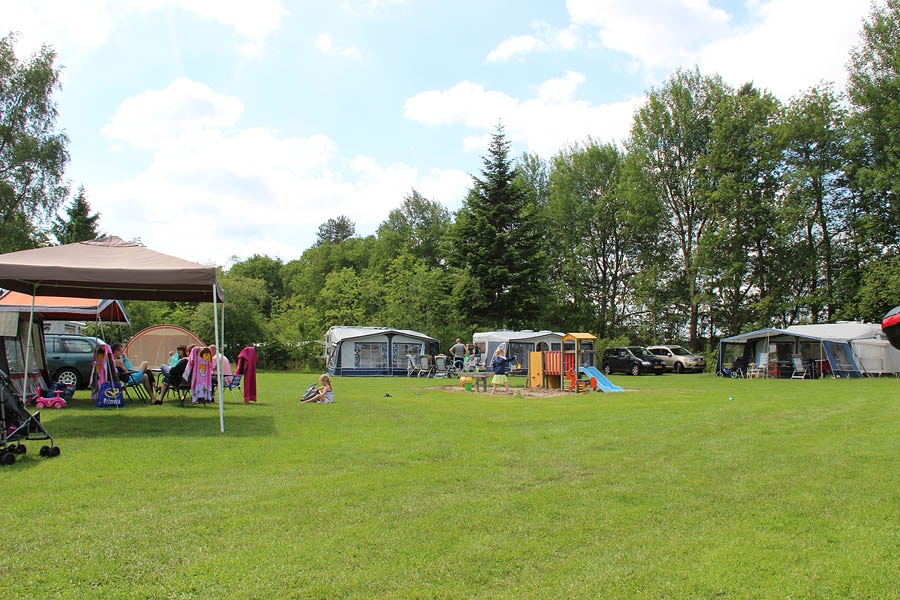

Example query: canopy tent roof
[0,290,130,324]
[0,236,222,302]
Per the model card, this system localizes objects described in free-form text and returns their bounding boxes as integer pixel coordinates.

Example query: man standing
[449,338,467,371]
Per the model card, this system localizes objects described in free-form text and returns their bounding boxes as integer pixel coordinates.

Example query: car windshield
[629,347,654,359]
[670,346,692,356]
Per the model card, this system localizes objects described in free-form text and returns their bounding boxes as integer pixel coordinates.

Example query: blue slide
[579,366,623,393]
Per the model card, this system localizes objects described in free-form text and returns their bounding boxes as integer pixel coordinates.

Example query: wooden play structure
[529,332,623,393]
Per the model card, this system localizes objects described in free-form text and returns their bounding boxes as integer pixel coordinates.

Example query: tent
[124,324,205,369]
[0,237,227,431]
[717,322,900,378]
[0,310,50,397]
[472,330,564,372]
[325,326,439,376]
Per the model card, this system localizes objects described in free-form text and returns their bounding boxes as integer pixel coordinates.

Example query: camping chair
[791,355,811,379]
[417,354,435,378]
[432,354,451,378]
[119,370,149,403]
[219,373,244,403]
[407,355,421,377]
[746,362,764,379]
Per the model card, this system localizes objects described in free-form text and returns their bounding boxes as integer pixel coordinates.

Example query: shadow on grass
[41,410,276,439]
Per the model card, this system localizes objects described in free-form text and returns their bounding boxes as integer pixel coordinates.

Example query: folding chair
[407,355,422,377]
[790,355,810,379]
[119,371,149,403]
[221,373,244,403]
[432,354,451,378]
[417,354,435,378]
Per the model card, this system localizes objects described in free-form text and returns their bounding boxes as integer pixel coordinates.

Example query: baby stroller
[1,369,60,465]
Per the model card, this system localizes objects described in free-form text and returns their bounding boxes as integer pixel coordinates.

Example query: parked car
[647,345,707,374]
[602,346,665,376]
[44,334,105,389]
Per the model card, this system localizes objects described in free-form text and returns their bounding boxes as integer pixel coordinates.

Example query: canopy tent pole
[214,284,224,433]
[21,286,37,400]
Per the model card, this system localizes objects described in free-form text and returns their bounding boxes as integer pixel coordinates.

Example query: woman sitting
[111,343,157,403]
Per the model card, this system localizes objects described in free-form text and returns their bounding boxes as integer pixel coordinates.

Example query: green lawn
[2,373,899,599]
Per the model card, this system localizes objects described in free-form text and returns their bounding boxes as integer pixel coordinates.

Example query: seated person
[156,344,195,405]
[300,373,333,404]
[111,343,157,403]
[160,344,187,376]
[209,344,232,377]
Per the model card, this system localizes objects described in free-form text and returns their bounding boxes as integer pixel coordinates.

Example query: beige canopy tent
[0,237,227,431]
[125,324,204,368]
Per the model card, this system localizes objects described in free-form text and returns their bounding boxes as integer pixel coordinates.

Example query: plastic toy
[34,389,67,409]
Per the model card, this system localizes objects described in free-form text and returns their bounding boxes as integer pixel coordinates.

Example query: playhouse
[528,332,623,393]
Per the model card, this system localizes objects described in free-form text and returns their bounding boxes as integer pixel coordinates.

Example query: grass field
[2,372,899,599]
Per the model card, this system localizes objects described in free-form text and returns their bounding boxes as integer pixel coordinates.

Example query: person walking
[490,346,517,395]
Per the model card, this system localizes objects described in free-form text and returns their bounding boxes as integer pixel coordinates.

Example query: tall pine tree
[449,124,547,329]
[53,185,101,244]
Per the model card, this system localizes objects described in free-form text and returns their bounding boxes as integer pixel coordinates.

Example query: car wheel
[603,364,612,376]
[631,364,641,376]
[675,362,684,374]
[55,368,81,389]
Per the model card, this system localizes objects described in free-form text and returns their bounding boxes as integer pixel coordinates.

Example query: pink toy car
[34,390,67,410]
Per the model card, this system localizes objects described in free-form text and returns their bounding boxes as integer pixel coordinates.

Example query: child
[302,374,333,404]
[490,346,517,395]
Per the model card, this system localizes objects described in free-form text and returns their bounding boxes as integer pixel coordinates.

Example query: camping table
[470,371,490,392]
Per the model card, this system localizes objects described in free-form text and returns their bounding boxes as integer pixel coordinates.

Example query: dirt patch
[434,385,573,398]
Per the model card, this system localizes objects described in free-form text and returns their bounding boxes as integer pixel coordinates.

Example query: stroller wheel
[40,446,50,457]
[50,446,61,457]
[1,451,16,466]
[15,443,26,455]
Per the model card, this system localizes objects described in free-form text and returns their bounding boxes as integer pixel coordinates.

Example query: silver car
[647,345,707,374]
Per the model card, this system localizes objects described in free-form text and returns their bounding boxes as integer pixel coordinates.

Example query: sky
[4,0,874,267]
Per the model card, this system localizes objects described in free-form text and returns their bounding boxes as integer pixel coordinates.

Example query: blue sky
[6,0,873,266]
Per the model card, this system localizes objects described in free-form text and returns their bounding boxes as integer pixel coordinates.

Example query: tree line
[4,3,900,369]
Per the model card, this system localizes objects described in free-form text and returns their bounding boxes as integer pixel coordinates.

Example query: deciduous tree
[0,33,69,252]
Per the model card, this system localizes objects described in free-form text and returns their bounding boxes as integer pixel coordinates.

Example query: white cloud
[405,74,641,157]
[566,0,731,71]
[316,33,364,60]
[486,35,546,62]
[486,21,581,62]
[695,0,869,99]
[0,0,113,60]
[101,78,244,150]
[94,78,464,265]
[562,0,870,100]
[127,0,288,41]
